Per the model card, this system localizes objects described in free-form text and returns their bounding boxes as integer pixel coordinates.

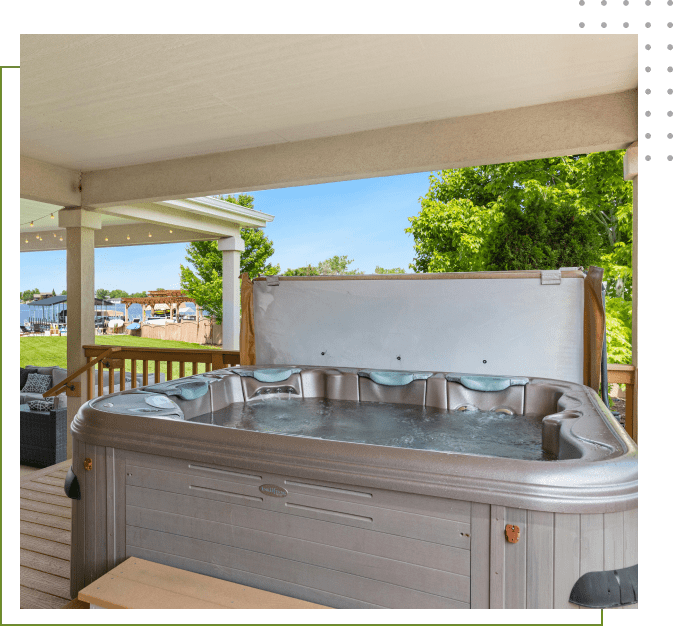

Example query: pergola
[121,290,200,323]
[20,34,638,453]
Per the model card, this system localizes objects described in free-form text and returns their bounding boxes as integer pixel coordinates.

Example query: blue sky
[20,172,433,294]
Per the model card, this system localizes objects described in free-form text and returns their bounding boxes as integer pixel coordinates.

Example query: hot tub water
[190,397,552,461]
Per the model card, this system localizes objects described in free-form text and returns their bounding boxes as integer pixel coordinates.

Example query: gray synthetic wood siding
[126,485,469,575]
[470,502,491,608]
[526,510,554,608]
[127,527,469,609]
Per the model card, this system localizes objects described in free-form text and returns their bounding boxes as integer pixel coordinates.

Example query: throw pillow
[27,398,55,412]
[20,367,38,390]
[21,373,53,394]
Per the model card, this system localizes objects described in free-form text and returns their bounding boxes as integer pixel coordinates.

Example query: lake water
[20,302,196,325]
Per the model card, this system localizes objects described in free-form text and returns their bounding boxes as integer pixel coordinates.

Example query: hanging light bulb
[50,213,55,219]
[105,237,108,242]
[53,233,57,237]
[35,234,39,239]
[30,221,34,227]
[59,236,63,241]
[127,235,130,240]
[148,232,152,238]
[25,238,28,243]
[169,229,173,234]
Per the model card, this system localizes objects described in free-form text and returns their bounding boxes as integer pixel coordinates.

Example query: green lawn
[21,335,222,377]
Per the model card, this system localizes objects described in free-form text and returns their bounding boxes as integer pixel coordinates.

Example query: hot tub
[68,365,637,609]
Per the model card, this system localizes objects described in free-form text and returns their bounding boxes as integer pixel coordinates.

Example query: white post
[623,141,637,443]
[217,235,244,351]
[58,208,102,458]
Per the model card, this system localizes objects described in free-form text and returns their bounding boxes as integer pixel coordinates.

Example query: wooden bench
[77,557,331,609]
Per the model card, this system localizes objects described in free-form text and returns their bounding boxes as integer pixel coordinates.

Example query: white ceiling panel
[21,34,637,172]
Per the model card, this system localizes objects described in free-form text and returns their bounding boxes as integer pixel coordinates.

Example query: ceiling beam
[79,89,637,208]
[94,204,248,236]
[21,156,81,207]
[20,223,232,253]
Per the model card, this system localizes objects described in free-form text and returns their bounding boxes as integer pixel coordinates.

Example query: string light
[35,234,39,239]
[169,229,173,234]
[50,213,55,219]
[30,221,34,227]
[59,236,63,241]
[127,235,130,240]
[25,238,28,243]
[105,237,109,242]
[53,233,57,237]
[148,232,152,238]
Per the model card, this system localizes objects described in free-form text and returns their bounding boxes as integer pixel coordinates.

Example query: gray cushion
[27,398,55,412]
[21,373,52,394]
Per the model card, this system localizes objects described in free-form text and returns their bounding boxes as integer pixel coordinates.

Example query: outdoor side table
[20,403,67,468]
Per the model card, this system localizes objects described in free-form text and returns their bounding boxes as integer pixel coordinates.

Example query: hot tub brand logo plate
[259,484,288,498]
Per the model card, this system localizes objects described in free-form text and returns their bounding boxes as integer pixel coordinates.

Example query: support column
[623,141,637,443]
[58,208,102,458]
[217,235,244,351]
[124,303,128,322]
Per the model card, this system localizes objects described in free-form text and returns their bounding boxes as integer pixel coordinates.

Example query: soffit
[21,34,637,171]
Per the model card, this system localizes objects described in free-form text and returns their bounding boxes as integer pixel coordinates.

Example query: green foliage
[375,266,406,274]
[605,297,632,365]
[483,193,603,271]
[20,288,40,302]
[407,151,634,363]
[180,194,279,323]
[95,288,110,300]
[60,290,67,296]
[283,255,363,276]
[109,289,129,298]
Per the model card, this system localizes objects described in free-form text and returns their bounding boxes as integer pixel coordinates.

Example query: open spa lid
[244,267,605,387]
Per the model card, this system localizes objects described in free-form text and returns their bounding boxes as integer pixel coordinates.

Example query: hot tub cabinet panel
[69,366,637,609]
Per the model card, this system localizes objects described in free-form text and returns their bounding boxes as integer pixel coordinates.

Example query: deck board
[20,460,74,609]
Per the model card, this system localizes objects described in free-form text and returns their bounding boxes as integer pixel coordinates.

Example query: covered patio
[18,34,638,609]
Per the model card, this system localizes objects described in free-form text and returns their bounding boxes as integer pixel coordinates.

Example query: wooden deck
[20,460,88,609]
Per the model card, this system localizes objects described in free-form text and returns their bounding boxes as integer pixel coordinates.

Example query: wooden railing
[606,363,637,442]
[44,345,240,402]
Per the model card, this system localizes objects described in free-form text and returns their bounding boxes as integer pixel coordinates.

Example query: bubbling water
[189,397,552,461]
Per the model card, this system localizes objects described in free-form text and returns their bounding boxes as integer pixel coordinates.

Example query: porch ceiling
[20,196,273,252]
[20,34,638,207]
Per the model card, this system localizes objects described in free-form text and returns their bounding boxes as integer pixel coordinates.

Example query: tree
[60,290,67,296]
[375,266,406,274]
[20,288,40,302]
[129,291,147,298]
[109,289,129,298]
[95,288,110,300]
[406,152,633,362]
[180,194,280,323]
[282,256,363,276]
